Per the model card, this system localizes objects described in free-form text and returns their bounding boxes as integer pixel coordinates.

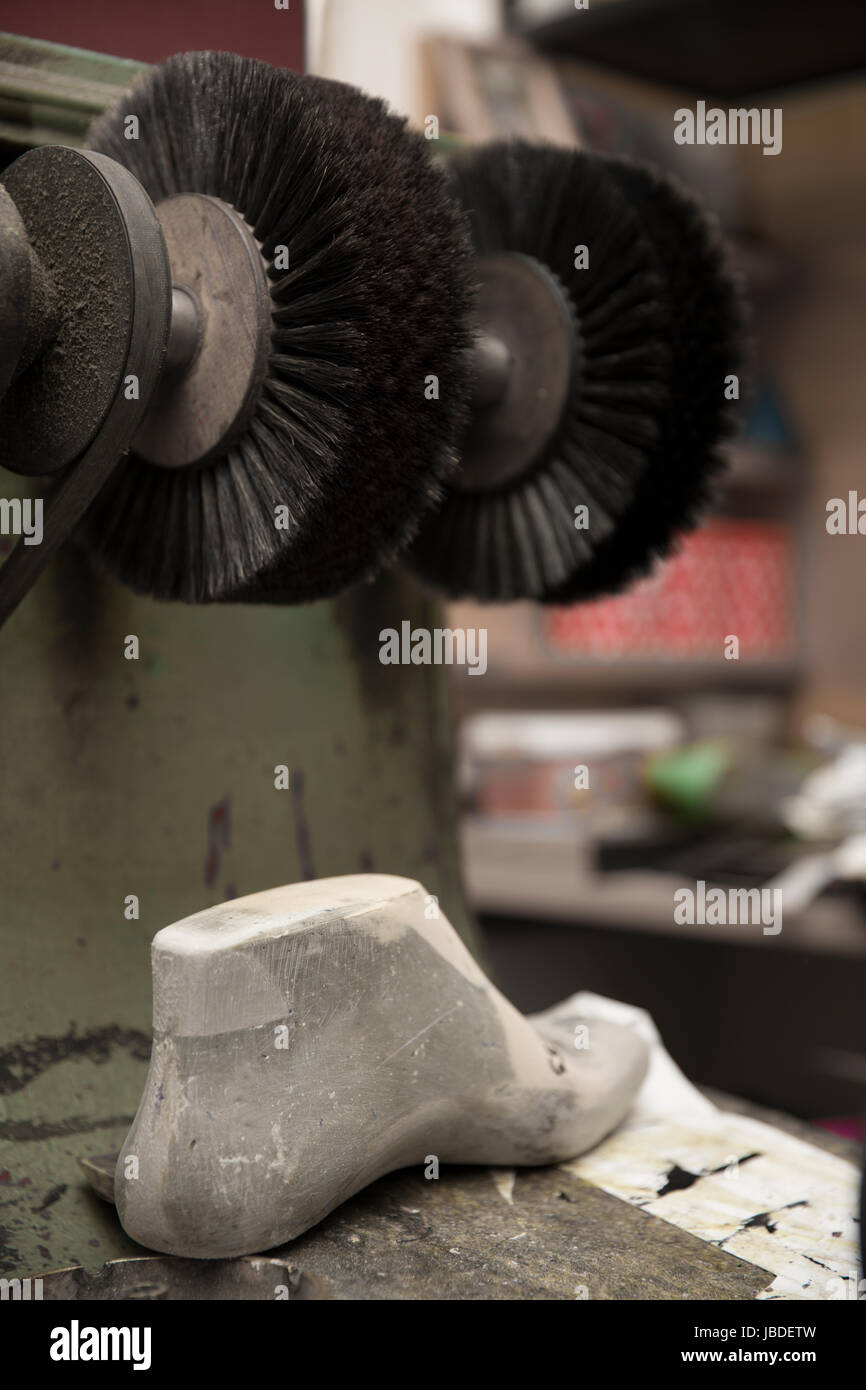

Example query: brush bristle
[80,51,473,603]
[408,141,744,603]
[550,157,745,603]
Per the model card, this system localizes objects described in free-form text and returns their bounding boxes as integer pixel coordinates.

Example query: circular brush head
[407,141,743,603]
[550,158,745,604]
[81,51,473,604]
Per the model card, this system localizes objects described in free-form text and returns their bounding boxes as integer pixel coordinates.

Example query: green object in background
[645,740,732,821]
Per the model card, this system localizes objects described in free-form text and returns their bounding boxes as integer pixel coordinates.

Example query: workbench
[33,1094,858,1300]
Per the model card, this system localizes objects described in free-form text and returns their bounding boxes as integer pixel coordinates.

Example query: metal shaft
[165,285,202,374]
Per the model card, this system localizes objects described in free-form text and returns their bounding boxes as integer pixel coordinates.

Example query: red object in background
[0,0,304,70]
[815,1117,865,1143]
[543,518,796,660]
[474,755,642,818]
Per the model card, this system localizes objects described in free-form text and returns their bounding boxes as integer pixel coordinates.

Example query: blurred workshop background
[2,0,865,1134]
[309,0,866,1134]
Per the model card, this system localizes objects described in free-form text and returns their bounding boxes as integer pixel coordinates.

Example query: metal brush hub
[0,148,274,627]
[459,252,580,493]
[134,194,272,469]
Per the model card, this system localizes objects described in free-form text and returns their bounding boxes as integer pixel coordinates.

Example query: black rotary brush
[550,158,745,603]
[0,80,743,626]
[407,140,744,603]
[78,51,474,604]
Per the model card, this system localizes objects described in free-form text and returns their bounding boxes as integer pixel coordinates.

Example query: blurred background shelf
[509,0,866,97]
[463,815,866,959]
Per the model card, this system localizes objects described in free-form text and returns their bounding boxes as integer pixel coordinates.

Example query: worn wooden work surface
[36,1096,855,1301]
[277,1161,772,1300]
[235,1096,858,1301]
[42,1159,768,1301]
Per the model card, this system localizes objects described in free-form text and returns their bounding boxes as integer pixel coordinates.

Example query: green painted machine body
[0,498,474,1275]
[0,38,475,1277]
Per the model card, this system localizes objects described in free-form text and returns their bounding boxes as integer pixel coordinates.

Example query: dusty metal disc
[0,186,31,399]
[456,252,580,493]
[0,146,170,476]
[133,194,272,469]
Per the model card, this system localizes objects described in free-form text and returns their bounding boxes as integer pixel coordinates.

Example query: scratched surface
[543,993,861,1302]
[269,1162,774,1300]
[45,1164,776,1301]
[0,491,473,1278]
[63,1096,854,1300]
